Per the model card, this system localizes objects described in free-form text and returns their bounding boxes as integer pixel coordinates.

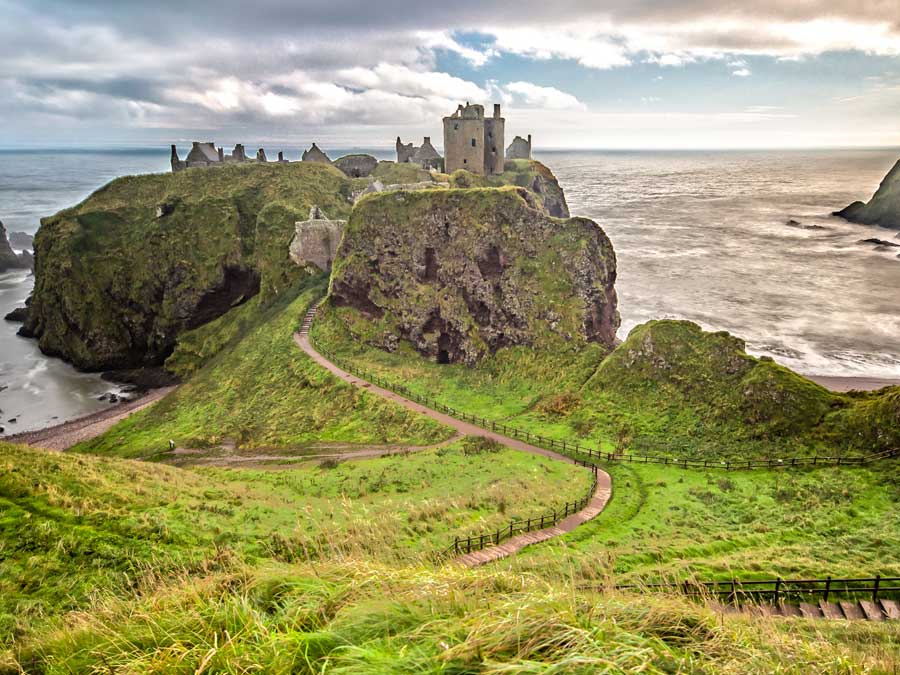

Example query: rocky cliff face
[835,159,900,229]
[25,162,355,371]
[328,187,618,365]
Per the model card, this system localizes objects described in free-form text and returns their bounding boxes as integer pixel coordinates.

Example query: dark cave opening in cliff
[437,349,450,364]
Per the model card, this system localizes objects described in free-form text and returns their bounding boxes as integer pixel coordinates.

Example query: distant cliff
[835,159,900,229]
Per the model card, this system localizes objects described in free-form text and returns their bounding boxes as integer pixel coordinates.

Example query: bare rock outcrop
[329,187,618,365]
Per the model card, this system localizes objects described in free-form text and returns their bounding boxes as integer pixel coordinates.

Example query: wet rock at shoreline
[860,238,900,249]
[4,306,28,323]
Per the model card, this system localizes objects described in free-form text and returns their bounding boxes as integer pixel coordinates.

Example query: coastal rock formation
[8,231,34,251]
[0,221,30,273]
[332,154,378,178]
[329,187,619,365]
[289,207,346,272]
[835,158,900,229]
[24,162,355,371]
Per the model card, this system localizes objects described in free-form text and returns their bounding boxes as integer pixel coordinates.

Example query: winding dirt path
[295,305,613,567]
[5,387,175,450]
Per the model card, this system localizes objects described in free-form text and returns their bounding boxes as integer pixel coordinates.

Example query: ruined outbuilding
[443,103,505,175]
[289,206,346,272]
[506,135,532,160]
[302,143,331,163]
[172,142,274,172]
[396,136,444,171]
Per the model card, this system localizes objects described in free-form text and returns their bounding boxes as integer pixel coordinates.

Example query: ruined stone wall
[506,135,532,160]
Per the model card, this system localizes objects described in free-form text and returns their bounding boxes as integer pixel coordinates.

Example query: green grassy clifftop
[25,162,355,371]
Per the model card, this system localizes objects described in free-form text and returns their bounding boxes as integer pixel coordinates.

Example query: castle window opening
[471,138,477,147]
[454,123,459,130]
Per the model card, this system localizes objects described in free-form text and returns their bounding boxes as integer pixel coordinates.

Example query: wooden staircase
[714,598,900,621]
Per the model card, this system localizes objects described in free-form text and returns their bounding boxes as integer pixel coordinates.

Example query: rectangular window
[454,123,459,130]
[471,138,476,147]
[463,159,467,164]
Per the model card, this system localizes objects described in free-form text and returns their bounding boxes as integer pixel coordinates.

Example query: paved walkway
[295,304,613,567]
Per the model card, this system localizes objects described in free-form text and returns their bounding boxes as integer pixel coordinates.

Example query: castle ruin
[506,134,532,160]
[171,102,529,178]
[443,103,505,175]
[396,136,444,171]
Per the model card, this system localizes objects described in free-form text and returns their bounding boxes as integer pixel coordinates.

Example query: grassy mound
[76,277,452,457]
[584,320,839,447]
[26,162,355,370]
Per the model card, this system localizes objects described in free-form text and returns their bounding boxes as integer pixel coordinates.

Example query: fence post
[509,521,514,539]
[454,537,459,555]
[824,576,831,603]
[774,577,781,605]
[873,574,881,603]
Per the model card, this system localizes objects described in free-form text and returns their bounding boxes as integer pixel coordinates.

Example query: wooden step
[839,601,864,620]
[819,601,844,620]
[779,603,802,618]
[879,599,900,620]
[798,602,822,619]
[859,600,884,621]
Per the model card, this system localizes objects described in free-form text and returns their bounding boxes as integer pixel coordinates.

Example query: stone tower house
[443,103,505,175]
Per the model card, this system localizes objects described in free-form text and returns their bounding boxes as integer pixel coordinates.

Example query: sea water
[1,146,899,432]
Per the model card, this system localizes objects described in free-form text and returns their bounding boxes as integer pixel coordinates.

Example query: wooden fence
[309,332,898,471]
[445,459,599,556]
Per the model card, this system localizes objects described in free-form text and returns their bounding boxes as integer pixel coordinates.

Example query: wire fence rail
[606,575,900,606]
[307,328,898,473]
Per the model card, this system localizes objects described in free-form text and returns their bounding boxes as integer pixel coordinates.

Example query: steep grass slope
[77,277,452,457]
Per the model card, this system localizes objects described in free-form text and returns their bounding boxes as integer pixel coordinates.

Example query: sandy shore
[5,386,175,450]
[806,376,900,393]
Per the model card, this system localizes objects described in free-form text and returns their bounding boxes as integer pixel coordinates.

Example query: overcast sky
[3,0,900,149]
